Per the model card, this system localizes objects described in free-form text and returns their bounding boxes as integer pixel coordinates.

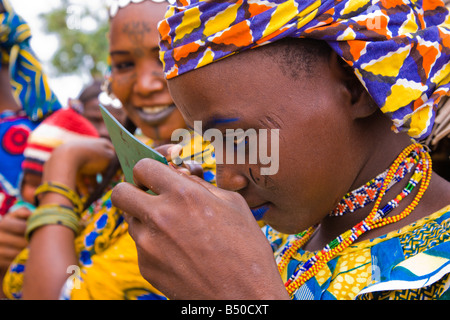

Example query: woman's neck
[303,131,442,252]
[0,68,21,113]
[0,99,21,114]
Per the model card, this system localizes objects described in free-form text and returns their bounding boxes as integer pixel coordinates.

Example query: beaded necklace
[277,143,432,297]
[330,149,419,216]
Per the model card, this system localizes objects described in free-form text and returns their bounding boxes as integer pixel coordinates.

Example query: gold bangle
[25,204,80,240]
[34,181,83,216]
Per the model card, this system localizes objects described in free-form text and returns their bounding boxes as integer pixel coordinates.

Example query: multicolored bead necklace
[277,143,432,297]
[330,149,419,216]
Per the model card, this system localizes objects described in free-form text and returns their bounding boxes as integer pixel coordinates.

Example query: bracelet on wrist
[25,204,81,240]
[34,181,83,216]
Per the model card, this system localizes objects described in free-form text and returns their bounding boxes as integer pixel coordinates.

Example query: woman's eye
[224,132,249,149]
[234,135,247,146]
[112,61,134,71]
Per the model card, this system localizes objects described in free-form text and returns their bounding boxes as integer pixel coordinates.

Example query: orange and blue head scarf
[159,0,450,139]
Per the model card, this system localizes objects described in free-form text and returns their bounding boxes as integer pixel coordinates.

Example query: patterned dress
[3,134,215,300]
[0,111,37,216]
[266,205,450,300]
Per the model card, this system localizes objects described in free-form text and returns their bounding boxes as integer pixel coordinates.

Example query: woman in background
[3,0,214,300]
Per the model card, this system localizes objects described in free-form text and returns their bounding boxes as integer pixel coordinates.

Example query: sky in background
[9,0,109,105]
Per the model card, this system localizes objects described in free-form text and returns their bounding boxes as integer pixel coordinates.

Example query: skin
[0,207,30,299]
[108,1,185,144]
[111,40,450,299]
[20,172,42,205]
[82,97,127,140]
[20,1,192,300]
[23,138,115,299]
[0,2,14,114]
[0,64,21,113]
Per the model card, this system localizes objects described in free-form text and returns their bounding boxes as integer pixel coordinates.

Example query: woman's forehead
[109,3,165,35]
[169,43,325,100]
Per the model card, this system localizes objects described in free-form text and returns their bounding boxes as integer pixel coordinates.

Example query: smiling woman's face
[109,1,186,142]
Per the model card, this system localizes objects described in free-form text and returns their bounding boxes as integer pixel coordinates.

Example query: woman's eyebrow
[109,50,130,56]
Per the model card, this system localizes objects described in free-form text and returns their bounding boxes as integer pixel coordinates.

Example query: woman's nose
[215,164,248,192]
[134,67,164,97]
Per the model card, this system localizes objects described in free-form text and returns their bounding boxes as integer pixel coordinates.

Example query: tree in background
[40,0,109,81]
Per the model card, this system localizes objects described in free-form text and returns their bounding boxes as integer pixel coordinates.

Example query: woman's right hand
[155,144,205,178]
[42,137,116,187]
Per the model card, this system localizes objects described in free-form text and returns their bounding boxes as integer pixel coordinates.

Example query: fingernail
[169,144,184,166]
[168,144,183,156]
[169,162,178,170]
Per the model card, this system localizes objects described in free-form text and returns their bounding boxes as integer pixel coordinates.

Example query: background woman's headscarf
[0,0,62,215]
[0,0,62,121]
[159,0,450,140]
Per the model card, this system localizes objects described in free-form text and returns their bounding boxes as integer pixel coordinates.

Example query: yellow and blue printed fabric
[265,205,450,300]
[3,188,168,300]
[159,0,450,139]
[3,135,215,300]
[0,0,62,121]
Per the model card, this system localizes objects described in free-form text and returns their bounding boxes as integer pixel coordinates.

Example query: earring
[101,69,122,109]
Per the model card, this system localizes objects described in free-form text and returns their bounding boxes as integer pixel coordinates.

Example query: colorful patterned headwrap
[159,0,450,139]
[0,0,62,121]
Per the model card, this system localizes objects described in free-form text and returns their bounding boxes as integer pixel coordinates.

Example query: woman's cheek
[111,72,136,103]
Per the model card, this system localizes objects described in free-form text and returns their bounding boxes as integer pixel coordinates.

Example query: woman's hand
[21,138,115,300]
[44,137,115,177]
[35,137,116,209]
[111,158,289,300]
[42,137,116,191]
[155,144,204,178]
[0,207,31,273]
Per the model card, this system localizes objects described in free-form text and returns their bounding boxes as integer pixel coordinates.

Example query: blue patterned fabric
[265,205,450,300]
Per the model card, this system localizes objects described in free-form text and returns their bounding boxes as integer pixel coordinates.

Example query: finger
[0,218,28,236]
[185,173,224,198]
[111,181,160,224]
[9,207,32,220]
[100,137,114,150]
[177,167,191,176]
[123,212,158,250]
[0,232,27,249]
[132,158,194,195]
[154,144,180,162]
[182,161,204,179]
[0,246,24,263]
[167,144,183,164]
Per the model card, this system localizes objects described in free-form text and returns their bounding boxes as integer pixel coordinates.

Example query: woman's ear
[329,52,378,120]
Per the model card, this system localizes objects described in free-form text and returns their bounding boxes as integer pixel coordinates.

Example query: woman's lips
[136,104,176,127]
[250,203,270,221]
